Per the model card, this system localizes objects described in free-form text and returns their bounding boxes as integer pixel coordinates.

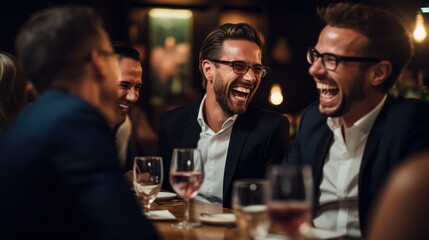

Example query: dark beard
[215,85,236,116]
[214,77,247,116]
[322,76,366,118]
[325,93,346,118]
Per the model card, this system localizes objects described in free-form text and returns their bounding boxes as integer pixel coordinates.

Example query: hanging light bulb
[413,11,427,43]
[269,84,283,106]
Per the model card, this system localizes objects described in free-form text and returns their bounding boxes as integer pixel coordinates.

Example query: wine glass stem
[141,198,150,213]
[184,198,190,225]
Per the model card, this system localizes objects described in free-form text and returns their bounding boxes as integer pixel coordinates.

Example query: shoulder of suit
[28,91,105,126]
[164,102,199,115]
[240,105,289,124]
[299,101,325,119]
[384,97,429,117]
[160,102,200,126]
[389,96,429,108]
[246,105,280,116]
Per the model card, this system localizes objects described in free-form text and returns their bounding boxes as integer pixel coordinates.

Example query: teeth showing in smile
[316,82,339,99]
[232,86,250,100]
[119,104,129,109]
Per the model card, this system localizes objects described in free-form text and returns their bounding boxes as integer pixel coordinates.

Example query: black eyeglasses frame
[307,47,381,71]
[209,59,269,78]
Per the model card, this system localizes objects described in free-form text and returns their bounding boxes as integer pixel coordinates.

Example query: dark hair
[199,23,265,89]
[317,2,413,92]
[0,51,26,132]
[112,41,140,61]
[16,5,105,93]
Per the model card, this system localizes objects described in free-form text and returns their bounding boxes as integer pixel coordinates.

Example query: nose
[126,88,139,103]
[242,67,257,83]
[308,57,326,77]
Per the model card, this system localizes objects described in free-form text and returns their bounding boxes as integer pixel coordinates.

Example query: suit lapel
[359,96,392,184]
[180,104,201,148]
[223,112,251,199]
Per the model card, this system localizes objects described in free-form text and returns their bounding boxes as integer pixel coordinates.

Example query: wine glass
[232,179,270,240]
[169,148,204,229]
[133,156,163,213]
[266,164,313,239]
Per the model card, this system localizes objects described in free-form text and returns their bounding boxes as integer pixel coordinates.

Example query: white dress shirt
[313,95,386,238]
[194,95,237,204]
[115,115,132,167]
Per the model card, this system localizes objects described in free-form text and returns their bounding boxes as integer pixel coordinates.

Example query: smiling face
[309,25,381,125]
[207,39,262,116]
[116,57,142,124]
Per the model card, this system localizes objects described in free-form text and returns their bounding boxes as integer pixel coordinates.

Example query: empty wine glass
[169,148,204,229]
[266,164,313,239]
[232,179,270,240]
[133,156,163,213]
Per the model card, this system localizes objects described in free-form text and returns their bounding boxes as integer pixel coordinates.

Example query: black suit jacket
[157,102,290,208]
[0,90,158,240]
[287,95,429,235]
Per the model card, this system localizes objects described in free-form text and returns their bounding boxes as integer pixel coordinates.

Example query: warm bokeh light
[413,11,427,43]
[269,84,284,106]
[149,9,192,19]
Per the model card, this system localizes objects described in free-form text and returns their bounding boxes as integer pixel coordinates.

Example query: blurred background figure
[368,151,429,240]
[150,35,190,86]
[0,51,28,133]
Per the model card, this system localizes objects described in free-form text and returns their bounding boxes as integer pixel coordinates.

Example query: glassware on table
[266,164,313,239]
[232,179,270,240]
[133,156,163,213]
[169,148,204,229]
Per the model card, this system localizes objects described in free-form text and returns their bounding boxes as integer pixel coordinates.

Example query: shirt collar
[197,94,238,132]
[327,94,387,134]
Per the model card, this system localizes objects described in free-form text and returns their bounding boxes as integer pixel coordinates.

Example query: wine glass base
[171,221,202,229]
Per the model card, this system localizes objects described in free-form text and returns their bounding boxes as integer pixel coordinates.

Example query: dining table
[148,196,245,240]
[143,193,341,240]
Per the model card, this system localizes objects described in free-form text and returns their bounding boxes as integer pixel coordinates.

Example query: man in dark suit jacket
[0,6,158,240]
[110,41,145,173]
[286,3,429,238]
[157,23,289,209]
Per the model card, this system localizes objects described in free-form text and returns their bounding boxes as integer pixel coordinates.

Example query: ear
[88,49,107,82]
[202,59,213,84]
[370,60,392,87]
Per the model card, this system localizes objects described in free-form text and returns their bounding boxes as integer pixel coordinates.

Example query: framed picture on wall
[148,8,193,107]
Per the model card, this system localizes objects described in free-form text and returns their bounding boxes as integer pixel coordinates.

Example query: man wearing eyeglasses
[156,23,290,208]
[286,2,429,238]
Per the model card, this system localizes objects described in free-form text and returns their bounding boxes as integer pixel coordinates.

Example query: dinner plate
[199,213,236,225]
[156,191,177,201]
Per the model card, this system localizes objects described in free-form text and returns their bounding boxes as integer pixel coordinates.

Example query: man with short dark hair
[111,41,144,172]
[0,6,158,240]
[157,23,290,208]
[287,2,429,238]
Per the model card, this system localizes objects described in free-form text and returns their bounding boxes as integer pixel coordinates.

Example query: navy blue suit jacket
[287,95,429,235]
[156,102,290,208]
[0,90,158,240]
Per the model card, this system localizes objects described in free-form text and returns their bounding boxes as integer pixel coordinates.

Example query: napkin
[144,210,176,220]
[300,225,344,239]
